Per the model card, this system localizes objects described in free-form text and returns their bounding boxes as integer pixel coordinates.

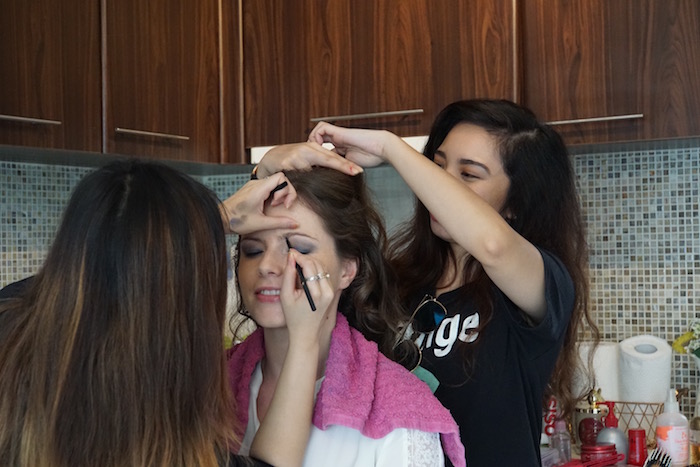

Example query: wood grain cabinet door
[0,0,101,151]
[633,1,700,141]
[521,0,700,145]
[242,0,516,148]
[520,0,644,145]
[104,0,222,162]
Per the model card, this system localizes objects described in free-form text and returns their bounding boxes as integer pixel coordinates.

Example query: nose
[257,243,287,276]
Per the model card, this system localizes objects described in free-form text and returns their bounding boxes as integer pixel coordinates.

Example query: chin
[249,308,287,329]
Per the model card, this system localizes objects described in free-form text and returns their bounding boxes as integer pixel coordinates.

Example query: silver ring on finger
[304,272,330,283]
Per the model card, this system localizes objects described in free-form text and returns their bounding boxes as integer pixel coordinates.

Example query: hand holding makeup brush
[221,172,298,235]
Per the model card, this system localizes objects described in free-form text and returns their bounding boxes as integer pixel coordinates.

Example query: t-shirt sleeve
[0,276,33,300]
[504,248,575,352]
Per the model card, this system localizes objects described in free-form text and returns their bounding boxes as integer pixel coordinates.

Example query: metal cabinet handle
[0,114,62,125]
[310,108,424,123]
[115,127,190,141]
[545,113,644,126]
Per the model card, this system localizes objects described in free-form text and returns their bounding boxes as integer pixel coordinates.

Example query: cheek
[475,185,508,212]
[236,262,256,293]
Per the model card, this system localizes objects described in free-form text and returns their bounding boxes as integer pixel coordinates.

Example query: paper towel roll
[618,335,672,403]
[574,341,620,401]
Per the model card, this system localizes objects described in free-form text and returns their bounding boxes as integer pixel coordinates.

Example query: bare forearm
[249,342,320,467]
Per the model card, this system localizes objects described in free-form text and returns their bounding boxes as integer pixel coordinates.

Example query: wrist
[384,131,414,164]
[287,336,322,356]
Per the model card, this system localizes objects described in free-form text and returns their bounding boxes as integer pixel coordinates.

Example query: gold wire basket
[611,401,664,447]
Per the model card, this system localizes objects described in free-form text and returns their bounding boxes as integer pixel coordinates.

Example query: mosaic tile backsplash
[1,142,699,419]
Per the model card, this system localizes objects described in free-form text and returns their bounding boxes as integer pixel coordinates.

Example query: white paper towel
[574,341,620,401]
[618,334,672,403]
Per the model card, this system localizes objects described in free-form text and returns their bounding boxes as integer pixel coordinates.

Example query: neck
[261,315,335,383]
[437,246,469,293]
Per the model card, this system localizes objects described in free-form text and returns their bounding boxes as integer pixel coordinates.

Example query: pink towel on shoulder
[228,313,465,467]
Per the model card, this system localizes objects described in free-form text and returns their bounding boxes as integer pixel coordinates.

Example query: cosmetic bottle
[690,397,700,464]
[550,418,571,464]
[596,401,627,465]
[655,388,689,467]
[627,429,647,466]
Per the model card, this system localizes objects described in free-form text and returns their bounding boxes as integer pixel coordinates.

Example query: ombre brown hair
[0,160,236,466]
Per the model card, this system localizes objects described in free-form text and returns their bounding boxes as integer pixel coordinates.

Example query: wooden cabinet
[633,1,700,141]
[104,0,242,163]
[242,0,517,148]
[0,0,101,152]
[1,0,244,164]
[3,0,699,160]
[520,0,700,145]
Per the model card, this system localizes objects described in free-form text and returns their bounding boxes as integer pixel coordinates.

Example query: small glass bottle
[550,418,572,464]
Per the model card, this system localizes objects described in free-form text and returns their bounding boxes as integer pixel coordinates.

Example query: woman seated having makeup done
[0,159,330,467]
[228,166,464,467]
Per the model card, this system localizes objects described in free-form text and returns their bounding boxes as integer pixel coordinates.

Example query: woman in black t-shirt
[257,99,600,467]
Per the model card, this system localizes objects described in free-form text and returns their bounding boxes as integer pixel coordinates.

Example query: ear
[337,258,359,290]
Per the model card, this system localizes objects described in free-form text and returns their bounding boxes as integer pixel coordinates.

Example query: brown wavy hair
[389,99,600,418]
[0,160,236,467]
[233,167,416,368]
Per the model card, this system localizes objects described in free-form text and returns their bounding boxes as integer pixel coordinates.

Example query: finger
[313,144,363,175]
[280,249,300,305]
[254,216,299,232]
[259,172,289,193]
[308,122,331,145]
[287,250,320,313]
[268,181,298,208]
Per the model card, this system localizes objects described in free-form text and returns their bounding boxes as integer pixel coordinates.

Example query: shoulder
[305,425,444,467]
[0,276,33,300]
[225,454,274,467]
[538,248,573,291]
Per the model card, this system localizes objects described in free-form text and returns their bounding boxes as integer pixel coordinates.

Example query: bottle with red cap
[596,401,628,465]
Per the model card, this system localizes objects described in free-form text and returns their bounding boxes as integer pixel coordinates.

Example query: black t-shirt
[416,249,574,467]
[226,454,274,467]
[0,276,32,300]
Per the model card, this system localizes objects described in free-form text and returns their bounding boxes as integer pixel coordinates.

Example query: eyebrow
[286,232,316,242]
[434,150,491,174]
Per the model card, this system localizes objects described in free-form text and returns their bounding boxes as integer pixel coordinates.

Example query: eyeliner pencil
[286,237,316,311]
[269,181,288,196]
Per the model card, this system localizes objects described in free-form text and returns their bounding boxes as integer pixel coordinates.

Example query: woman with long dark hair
[0,160,329,467]
[257,99,600,467]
